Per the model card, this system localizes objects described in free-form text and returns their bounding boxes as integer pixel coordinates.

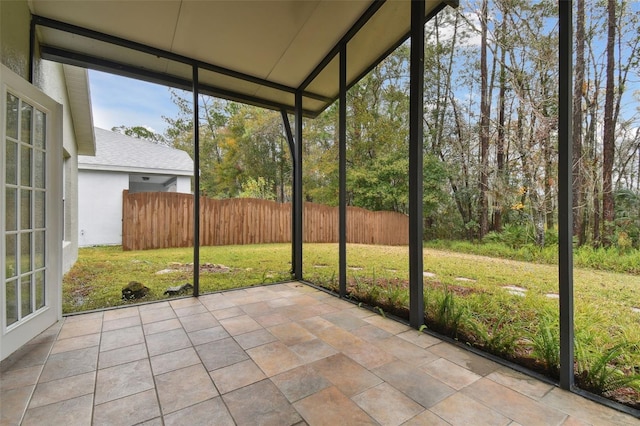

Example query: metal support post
[192,66,201,297]
[339,46,347,297]
[409,0,425,328]
[558,0,574,390]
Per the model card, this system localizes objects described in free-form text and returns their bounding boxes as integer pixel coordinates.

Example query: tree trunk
[494,18,507,233]
[601,0,616,246]
[478,0,490,238]
[572,0,586,244]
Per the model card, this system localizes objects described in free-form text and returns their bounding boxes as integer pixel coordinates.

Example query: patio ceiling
[29,0,453,116]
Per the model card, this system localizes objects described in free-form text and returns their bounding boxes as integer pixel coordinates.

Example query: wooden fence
[122,190,409,250]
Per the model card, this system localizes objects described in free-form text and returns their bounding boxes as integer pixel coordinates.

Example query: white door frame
[1,64,63,361]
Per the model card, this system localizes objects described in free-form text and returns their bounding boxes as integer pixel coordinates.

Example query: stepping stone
[455,277,476,282]
[502,286,527,297]
[423,272,436,277]
[545,293,559,299]
[632,307,640,314]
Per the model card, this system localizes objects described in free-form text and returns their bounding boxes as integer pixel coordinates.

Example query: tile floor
[1,282,637,426]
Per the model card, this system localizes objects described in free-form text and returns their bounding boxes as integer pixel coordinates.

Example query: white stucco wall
[1,0,82,273]
[78,170,129,246]
[38,61,81,272]
[176,176,191,193]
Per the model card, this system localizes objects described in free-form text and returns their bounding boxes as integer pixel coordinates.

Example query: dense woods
[119,0,640,249]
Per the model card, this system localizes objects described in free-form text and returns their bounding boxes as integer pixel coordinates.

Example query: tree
[111,125,166,145]
[601,0,616,246]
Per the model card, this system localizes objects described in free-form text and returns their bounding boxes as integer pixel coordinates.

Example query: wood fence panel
[122,191,407,250]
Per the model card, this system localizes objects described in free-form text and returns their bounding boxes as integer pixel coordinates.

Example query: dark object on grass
[122,281,149,300]
[164,283,194,296]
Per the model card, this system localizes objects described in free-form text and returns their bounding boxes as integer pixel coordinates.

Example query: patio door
[1,65,62,361]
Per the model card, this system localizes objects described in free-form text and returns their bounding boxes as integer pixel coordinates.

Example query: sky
[89,70,179,135]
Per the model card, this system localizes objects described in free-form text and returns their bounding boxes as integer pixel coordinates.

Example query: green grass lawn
[64,243,639,408]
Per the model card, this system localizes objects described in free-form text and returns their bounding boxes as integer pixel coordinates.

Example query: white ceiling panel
[30,0,454,115]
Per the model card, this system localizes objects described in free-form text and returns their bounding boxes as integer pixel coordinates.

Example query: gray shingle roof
[78,127,193,175]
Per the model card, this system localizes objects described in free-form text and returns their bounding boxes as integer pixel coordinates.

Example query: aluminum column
[293,91,304,280]
[192,65,201,296]
[558,0,574,390]
[339,46,348,297]
[409,0,425,328]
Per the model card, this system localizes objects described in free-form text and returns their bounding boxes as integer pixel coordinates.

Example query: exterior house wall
[1,0,81,273]
[78,170,128,247]
[38,61,81,272]
[176,176,191,193]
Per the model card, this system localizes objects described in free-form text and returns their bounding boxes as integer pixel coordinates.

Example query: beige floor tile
[57,318,103,340]
[487,366,554,400]
[211,306,245,320]
[462,378,567,425]
[64,311,103,323]
[145,328,192,356]
[94,359,154,405]
[323,311,369,330]
[397,329,441,348]
[255,312,290,327]
[298,316,335,332]
[50,333,100,354]
[233,328,278,350]
[155,364,218,415]
[22,393,93,426]
[352,324,394,343]
[187,325,230,346]
[429,342,500,377]
[223,379,302,426]
[178,311,219,332]
[29,371,95,408]
[219,315,263,336]
[150,346,201,376]
[240,301,273,316]
[140,306,176,324]
[138,418,163,426]
[0,364,41,391]
[143,318,182,335]
[199,293,237,311]
[373,360,455,408]
[353,382,425,426]
[0,385,33,425]
[247,341,303,377]
[311,353,382,397]
[430,392,511,426]
[314,325,364,352]
[102,315,141,332]
[209,359,266,394]
[173,303,207,318]
[93,388,160,425]
[196,337,249,371]
[271,364,331,402]
[341,339,397,370]
[138,301,170,311]
[268,322,317,346]
[163,397,235,426]
[540,387,639,425]
[421,358,482,390]
[401,410,451,425]
[102,306,139,321]
[100,325,145,352]
[289,338,339,363]
[363,314,411,335]
[98,342,148,369]
[377,335,440,366]
[294,386,377,425]
[39,346,98,383]
[266,297,299,308]
[0,341,52,371]
[169,296,202,309]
